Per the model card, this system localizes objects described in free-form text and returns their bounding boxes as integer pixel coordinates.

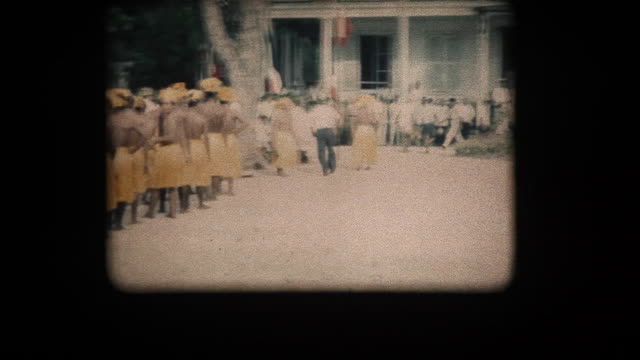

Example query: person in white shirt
[443,98,465,149]
[417,97,438,152]
[309,98,341,175]
[433,98,451,146]
[394,95,417,152]
[387,95,400,145]
[491,78,513,135]
[476,99,492,132]
[459,99,476,139]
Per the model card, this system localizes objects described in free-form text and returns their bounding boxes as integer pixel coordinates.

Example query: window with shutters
[360,35,391,89]
[426,35,463,91]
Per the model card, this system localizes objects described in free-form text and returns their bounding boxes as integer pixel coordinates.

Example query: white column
[320,17,333,89]
[476,13,491,127]
[397,16,409,98]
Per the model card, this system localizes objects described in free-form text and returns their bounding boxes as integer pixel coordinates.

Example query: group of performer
[106,78,248,230]
[107,76,513,231]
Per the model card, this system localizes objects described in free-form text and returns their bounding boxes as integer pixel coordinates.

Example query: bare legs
[226,177,235,195]
[211,176,236,194]
[112,202,127,231]
[144,189,158,219]
[401,133,410,152]
[130,194,141,224]
[196,186,209,209]
[167,188,177,218]
[158,188,167,213]
[212,176,222,197]
[143,188,176,218]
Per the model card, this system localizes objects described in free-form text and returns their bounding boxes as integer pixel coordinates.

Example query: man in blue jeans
[309,98,341,176]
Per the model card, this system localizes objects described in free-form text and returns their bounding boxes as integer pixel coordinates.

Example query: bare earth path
[108,146,514,292]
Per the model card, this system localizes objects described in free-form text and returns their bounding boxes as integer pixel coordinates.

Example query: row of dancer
[106,78,248,231]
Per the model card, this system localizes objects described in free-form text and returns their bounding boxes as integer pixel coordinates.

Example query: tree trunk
[200,0,271,170]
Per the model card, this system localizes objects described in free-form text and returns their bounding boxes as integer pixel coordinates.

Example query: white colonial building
[267,0,513,104]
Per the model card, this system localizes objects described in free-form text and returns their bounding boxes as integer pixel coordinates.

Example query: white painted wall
[409,16,477,99]
[331,15,509,101]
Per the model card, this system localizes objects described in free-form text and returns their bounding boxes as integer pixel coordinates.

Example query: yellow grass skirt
[183,139,211,186]
[149,143,186,189]
[131,149,146,194]
[145,145,158,189]
[113,147,135,203]
[352,125,378,167]
[272,130,297,169]
[220,133,242,178]
[106,154,118,211]
[207,133,226,177]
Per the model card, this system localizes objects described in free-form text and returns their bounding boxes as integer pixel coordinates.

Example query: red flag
[334,17,353,47]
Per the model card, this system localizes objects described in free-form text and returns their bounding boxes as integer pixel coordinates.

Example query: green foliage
[105,0,207,90]
[454,133,513,159]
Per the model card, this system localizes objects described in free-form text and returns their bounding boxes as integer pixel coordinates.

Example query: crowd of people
[106,76,513,231]
[106,78,382,231]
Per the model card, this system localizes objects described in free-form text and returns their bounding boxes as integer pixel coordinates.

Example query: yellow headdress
[198,77,223,93]
[106,88,133,108]
[185,89,205,103]
[133,96,145,110]
[354,95,375,105]
[274,97,294,110]
[217,87,236,102]
[169,82,186,91]
[158,87,179,104]
[167,83,188,102]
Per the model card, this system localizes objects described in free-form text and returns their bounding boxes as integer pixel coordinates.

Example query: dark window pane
[361,36,374,84]
[427,37,444,61]
[361,35,390,89]
[447,37,462,61]
[447,63,460,89]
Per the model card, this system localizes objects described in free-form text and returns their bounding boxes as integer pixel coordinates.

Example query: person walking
[491,78,513,135]
[106,88,144,230]
[417,97,438,152]
[218,86,248,194]
[351,95,379,170]
[309,98,341,176]
[442,98,462,149]
[270,97,299,176]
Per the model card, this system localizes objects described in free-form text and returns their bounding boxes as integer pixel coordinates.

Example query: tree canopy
[105,0,207,90]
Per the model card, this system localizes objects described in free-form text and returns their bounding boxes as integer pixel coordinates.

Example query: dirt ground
[108,145,514,292]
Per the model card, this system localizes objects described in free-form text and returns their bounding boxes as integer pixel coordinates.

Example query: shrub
[454,134,513,159]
